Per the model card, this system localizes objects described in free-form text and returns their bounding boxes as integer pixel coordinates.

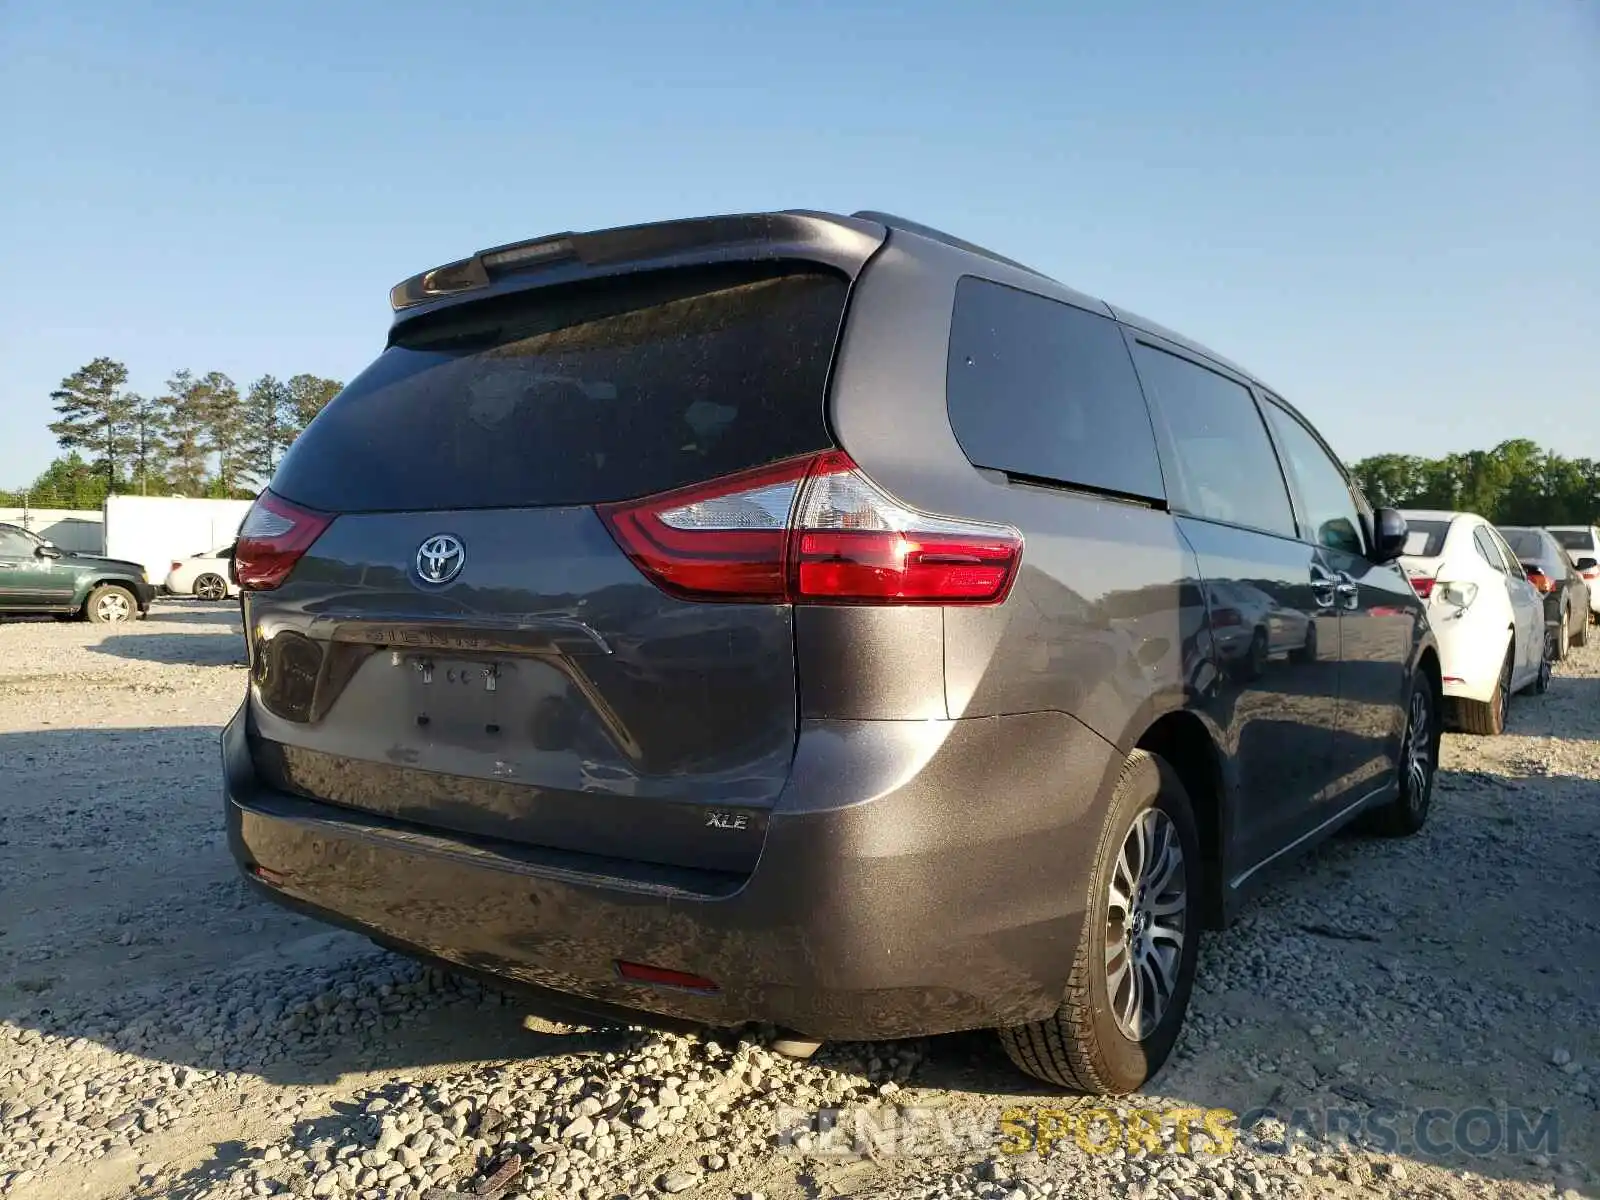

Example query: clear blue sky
[1,0,1595,489]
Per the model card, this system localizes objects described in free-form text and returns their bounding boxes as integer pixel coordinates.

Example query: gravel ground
[1,601,1596,1200]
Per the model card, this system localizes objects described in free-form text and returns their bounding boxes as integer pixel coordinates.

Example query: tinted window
[1473,527,1509,573]
[1402,519,1450,557]
[1551,529,1596,553]
[271,265,847,512]
[1133,346,1295,536]
[1497,528,1546,561]
[1485,527,1526,577]
[0,527,34,557]
[946,278,1163,501]
[1261,403,1364,556]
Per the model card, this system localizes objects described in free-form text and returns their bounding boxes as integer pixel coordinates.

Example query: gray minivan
[224,210,1440,1093]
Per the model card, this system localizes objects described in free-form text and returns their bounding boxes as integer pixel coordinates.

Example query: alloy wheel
[1105,809,1187,1041]
[196,574,227,601]
[96,592,132,622]
[1404,686,1433,815]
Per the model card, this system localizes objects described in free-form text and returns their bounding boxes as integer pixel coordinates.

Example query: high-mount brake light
[234,491,333,591]
[599,451,1023,606]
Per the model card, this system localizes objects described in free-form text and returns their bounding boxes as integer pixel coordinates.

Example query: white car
[1398,510,1547,734]
[164,544,238,601]
[1547,525,1600,619]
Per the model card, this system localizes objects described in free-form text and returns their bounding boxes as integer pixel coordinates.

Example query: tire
[1555,611,1570,660]
[84,584,137,625]
[998,750,1201,1094]
[194,573,228,602]
[1245,629,1268,679]
[1363,673,1439,836]
[1574,613,1588,648]
[1457,646,1511,736]
[1292,622,1317,665]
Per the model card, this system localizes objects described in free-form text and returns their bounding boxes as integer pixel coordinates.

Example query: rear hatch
[241,254,864,880]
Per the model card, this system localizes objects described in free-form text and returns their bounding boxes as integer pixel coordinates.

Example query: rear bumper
[1430,612,1510,704]
[223,702,1118,1041]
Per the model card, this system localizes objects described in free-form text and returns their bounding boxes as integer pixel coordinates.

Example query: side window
[1473,527,1509,574]
[946,278,1165,502]
[0,528,35,557]
[1260,403,1365,556]
[1485,528,1525,578]
[1131,344,1296,537]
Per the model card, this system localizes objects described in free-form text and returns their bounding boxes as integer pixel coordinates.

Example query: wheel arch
[1134,709,1228,930]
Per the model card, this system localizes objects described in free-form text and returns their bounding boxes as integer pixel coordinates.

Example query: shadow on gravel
[140,603,244,627]
[3,718,1596,1196]
[90,630,245,666]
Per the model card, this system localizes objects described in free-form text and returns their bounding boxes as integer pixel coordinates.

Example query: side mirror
[1577,557,1599,573]
[1370,508,1408,563]
[36,544,62,559]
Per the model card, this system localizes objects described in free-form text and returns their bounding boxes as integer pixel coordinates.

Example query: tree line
[0,357,343,509]
[1351,439,1600,527]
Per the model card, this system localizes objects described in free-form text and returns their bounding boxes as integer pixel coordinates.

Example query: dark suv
[223,211,1440,1093]
[0,522,154,622]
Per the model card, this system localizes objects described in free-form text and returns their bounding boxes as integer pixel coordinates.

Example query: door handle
[1310,568,1338,610]
[1335,574,1360,610]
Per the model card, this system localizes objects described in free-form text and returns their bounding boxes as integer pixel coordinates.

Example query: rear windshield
[1402,519,1449,557]
[271,264,847,512]
[1498,529,1545,559]
[1551,529,1595,552]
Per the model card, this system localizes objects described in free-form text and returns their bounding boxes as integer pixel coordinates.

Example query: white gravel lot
[1,601,1596,1200]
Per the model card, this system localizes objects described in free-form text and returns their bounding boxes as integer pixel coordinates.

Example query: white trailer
[103,496,255,585]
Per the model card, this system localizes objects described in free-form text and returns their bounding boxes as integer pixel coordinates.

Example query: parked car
[223,210,1441,1095]
[164,543,240,600]
[1496,526,1591,659]
[1546,525,1600,621]
[1398,510,1548,733]
[0,521,156,622]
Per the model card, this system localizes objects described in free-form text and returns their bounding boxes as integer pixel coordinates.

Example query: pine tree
[242,374,292,486]
[47,357,134,493]
[284,374,343,438]
[161,370,211,495]
[197,372,246,495]
[127,392,169,495]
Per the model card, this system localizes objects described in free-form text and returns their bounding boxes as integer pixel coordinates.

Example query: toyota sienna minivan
[224,209,1441,1093]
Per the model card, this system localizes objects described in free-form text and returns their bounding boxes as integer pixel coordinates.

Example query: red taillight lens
[598,451,1023,606]
[234,491,333,591]
[1524,567,1554,595]
[1409,576,1436,599]
[170,561,183,573]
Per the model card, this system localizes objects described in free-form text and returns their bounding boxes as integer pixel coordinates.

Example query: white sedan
[1399,510,1547,735]
[164,544,238,601]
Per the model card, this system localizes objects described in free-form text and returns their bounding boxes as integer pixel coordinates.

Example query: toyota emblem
[415,534,466,585]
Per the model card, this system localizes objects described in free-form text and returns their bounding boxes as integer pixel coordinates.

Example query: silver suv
[223,210,1440,1093]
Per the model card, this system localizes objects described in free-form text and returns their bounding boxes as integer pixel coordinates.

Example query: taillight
[234,491,333,591]
[598,450,1023,606]
[170,561,183,574]
[1212,606,1244,627]
[1409,576,1436,599]
[1524,566,1554,595]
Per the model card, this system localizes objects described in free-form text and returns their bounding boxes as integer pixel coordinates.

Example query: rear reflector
[234,491,334,591]
[599,450,1022,606]
[250,864,288,886]
[615,961,719,994]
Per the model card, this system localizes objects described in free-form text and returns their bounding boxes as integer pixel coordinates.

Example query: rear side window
[1551,529,1596,553]
[1132,345,1296,538]
[945,278,1164,501]
[1402,520,1450,557]
[271,264,847,512]
[1473,527,1509,573]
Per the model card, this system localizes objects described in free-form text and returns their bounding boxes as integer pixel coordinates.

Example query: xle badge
[705,811,749,831]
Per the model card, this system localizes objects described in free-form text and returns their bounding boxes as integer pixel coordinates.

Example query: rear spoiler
[388,210,888,322]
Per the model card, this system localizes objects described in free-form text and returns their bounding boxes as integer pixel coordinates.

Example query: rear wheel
[998,750,1200,1093]
[1555,610,1570,660]
[1457,646,1511,736]
[85,584,138,624]
[194,573,228,602]
[1364,674,1438,836]
[1574,611,1588,648]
